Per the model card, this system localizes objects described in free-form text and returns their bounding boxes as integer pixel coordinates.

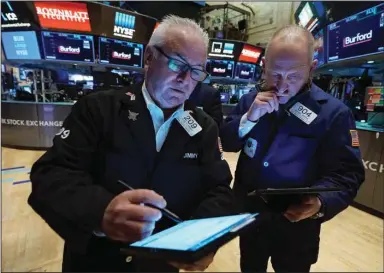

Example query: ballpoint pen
[117,180,183,224]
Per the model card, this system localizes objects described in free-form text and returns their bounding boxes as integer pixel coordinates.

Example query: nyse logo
[58,46,80,54]
[343,30,372,47]
[114,12,136,39]
[112,51,131,60]
[2,12,18,21]
[362,160,384,173]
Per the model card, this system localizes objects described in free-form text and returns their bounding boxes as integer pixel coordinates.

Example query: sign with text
[34,1,91,32]
[208,39,242,60]
[1,1,37,30]
[238,44,263,64]
[327,3,384,62]
[91,4,156,44]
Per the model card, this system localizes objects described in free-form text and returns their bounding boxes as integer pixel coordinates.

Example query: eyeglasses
[154,46,209,82]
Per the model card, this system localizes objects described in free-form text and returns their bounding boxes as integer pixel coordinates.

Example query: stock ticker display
[327,3,384,62]
[99,37,143,68]
[41,31,95,63]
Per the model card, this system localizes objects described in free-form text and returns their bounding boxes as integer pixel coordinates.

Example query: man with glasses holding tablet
[28,15,234,272]
[220,25,365,272]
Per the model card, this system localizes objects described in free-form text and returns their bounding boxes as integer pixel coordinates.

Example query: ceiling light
[367,60,374,64]
[328,69,333,71]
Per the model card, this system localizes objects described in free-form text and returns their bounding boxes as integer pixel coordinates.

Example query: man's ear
[144,47,154,69]
[309,59,318,77]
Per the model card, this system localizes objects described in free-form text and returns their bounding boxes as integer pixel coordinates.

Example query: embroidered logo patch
[350,130,360,147]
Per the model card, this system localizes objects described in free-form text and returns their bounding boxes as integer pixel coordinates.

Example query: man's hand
[101,189,166,242]
[283,196,322,222]
[247,91,279,122]
[169,252,215,271]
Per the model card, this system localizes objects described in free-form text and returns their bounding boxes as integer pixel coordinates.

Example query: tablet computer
[248,186,343,196]
[120,213,259,263]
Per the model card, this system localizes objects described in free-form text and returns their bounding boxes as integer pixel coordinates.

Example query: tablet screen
[130,213,258,251]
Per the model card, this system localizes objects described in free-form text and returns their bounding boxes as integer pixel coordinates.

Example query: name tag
[289,102,317,125]
[244,138,257,158]
[176,111,202,137]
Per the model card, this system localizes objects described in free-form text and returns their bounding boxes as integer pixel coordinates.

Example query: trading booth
[1,1,156,149]
[296,2,384,215]
[205,38,263,116]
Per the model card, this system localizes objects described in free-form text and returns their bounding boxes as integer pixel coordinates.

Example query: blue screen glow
[1,31,41,60]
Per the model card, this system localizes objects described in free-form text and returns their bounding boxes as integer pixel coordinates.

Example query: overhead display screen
[99,37,143,68]
[313,29,325,67]
[238,44,263,64]
[208,39,242,60]
[327,3,384,62]
[1,31,41,60]
[234,62,256,81]
[1,1,36,29]
[90,4,157,45]
[206,59,234,78]
[34,1,91,32]
[41,31,95,63]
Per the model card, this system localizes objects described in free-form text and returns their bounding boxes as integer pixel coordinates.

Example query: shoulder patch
[350,130,360,147]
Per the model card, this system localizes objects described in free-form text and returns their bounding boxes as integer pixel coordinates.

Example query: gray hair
[147,15,209,58]
[265,24,315,63]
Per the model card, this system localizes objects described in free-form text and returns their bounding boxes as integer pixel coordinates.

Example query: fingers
[257,92,279,113]
[125,189,167,208]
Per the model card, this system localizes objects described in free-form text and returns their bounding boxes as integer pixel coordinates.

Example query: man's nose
[276,78,288,93]
[176,69,191,82]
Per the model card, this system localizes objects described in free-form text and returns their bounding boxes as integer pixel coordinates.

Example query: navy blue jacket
[188,83,223,126]
[220,84,365,222]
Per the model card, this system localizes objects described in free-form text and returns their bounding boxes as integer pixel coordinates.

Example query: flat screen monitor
[365,86,384,111]
[206,59,234,79]
[1,31,41,60]
[99,37,143,68]
[313,29,326,67]
[238,44,263,64]
[41,31,95,63]
[234,62,256,81]
[208,39,242,61]
[298,2,314,29]
[90,5,157,45]
[327,3,384,62]
[34,1,91,32]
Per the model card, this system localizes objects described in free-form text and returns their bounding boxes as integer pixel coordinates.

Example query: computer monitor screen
[234,62,256,81]
[206,59,234,78]
[313,29,325,67]
[99,37,143,68]
[327,3,384,62]
[207,39,242,61]
[365,86,384,111]
[1,31,41,60]
[41,31,95,63]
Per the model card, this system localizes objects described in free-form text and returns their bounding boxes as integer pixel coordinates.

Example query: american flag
[350,130,360,147]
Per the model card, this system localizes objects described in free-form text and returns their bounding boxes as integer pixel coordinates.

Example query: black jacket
[28,84,234,272]
[188,83,223,126]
